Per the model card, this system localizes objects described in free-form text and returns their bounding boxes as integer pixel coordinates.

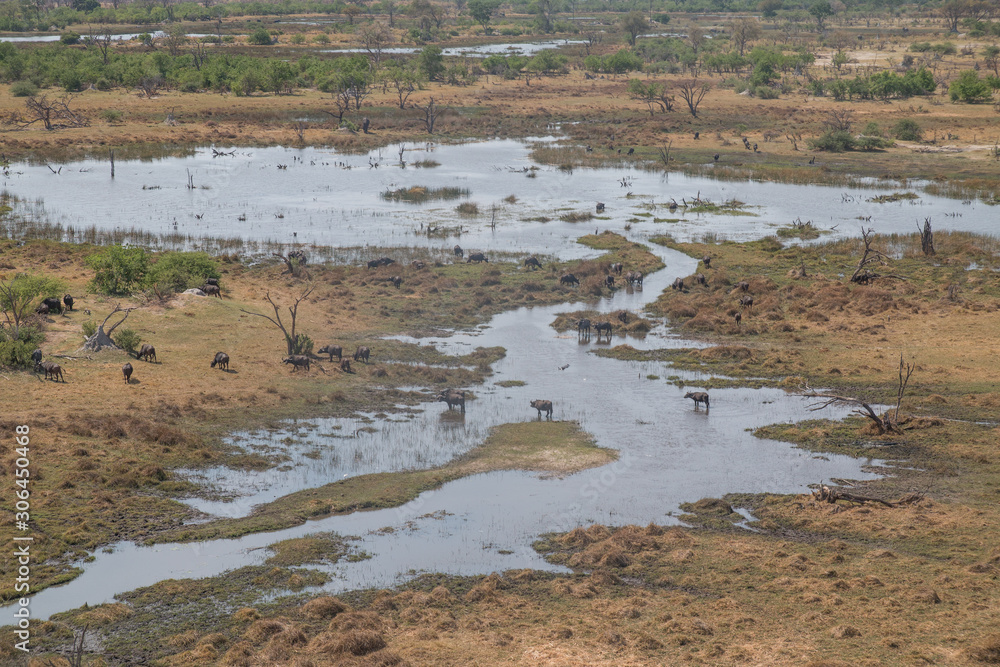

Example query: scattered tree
[627,79,674,116]
[949,70,993,103]
[809,0,834,31]
[468,0,502,34]
[87,246,149,295]
[6,94,88,131]
[676,79,711,118]
[240,286,315,356]
[849,227,907,285]
[413,96,449,133]
[0,274,64,343]
[620,11,650,47]
[382,64,421,109]
[358,21,393,69]
[730,17,762,57]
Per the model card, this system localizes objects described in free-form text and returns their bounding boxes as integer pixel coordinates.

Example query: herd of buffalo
[31,250,715,422]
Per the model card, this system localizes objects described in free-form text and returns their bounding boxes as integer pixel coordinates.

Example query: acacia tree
[621,11,650,47]
[468,0,502,34]
[357,21,393,69]
[676,79,711,118]
[627,79,674,116]
[809,0,833,31]
[240,286,315,356]
[0,274,64,342]
[6,95,88,131]
[941,0,992,33]
[382,64,421,109]
[730,17,762,57]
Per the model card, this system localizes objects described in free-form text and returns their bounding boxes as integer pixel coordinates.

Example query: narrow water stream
[7,241,882,621]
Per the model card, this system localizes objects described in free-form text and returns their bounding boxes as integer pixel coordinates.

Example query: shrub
[248,27,273,45]
[290,33,305,44]
[291,333,313,356]
[810,130,855,152]
[313,33,330,44]
[10,81,38,97]
[112,328,142,355]
[0,340,35,369]
[82,320,97,339]
[949,70,993,102]
[146,251,220,292]
[892,118,922,141]
[86,246,149,295]
[100,109,123,124]
[60,32,80,45]
[754,85,780,99]
[862,121,882,136]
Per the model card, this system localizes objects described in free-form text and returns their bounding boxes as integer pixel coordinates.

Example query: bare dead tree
[82,304,137,352]
[272,251,309,277]
[919,217,935,256]
[43,624,88,667]
[850,227,907,285]
[676,80,711,118]
[812,485,923,508]
[798,354,915,435]
[5,95,88,131]
[88,24,113,65]
[824,108,854,132]
[412,97,449,134]
[240,286,315,355]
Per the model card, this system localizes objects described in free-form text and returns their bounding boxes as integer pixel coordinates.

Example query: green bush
[0,341,35,370]
[10,81,38,97]
[809,79,825,96]
[291,333,313,356]
[754,85,780,99]
[82,320,97,339]
[862,121,882,136]
[855,135,893,151]
[892,119,922,141]
[86,246,150,295]
[112,328,142,355]
[100,109,123,124]
[810,130,856,152]
[60,32,80,45]
[248,27,274,45]
[949,70,993,103]
[146,251,220,292]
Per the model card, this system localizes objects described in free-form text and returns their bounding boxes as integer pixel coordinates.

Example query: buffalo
[389,276,402,289]
[288,249,308,266]
[604,275,615,289]
[596,202,605,213]
[122,362,133,384]
[530,399,553,419]
[367,257,395,269]
[340,358,353,373]
[610,262,623,275]
[42,297,62,314]
[560,274,579,286]
[411,261,426,269]
[577,318,591,336]
[735,311,742,327]
[594,322,613,338]
[211,352,229,370]
[671,277,685,291]
[684,391,710,409]
[205,277,220,287]
[702,256,712,269]
[694,273,707,286]
[35,303,49,316]
[318,345,343,361]
[202,284,221,298]
[63,294,74,311]
[283,355,311,371]
[437,389,466,413]
[524,257,542,270]
[734,281,750,292]
[466,253,488,263]
[354,346,370,363]
[454,245,464,258]
[39,361,64,382]
[137,344,157,363]
[31,348,42,369]
[739,295,754,312]
[625,271,643,287]
[617,311,629,325]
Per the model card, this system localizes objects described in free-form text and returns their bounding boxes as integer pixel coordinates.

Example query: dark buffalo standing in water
[466,253,488,263]
[354,346,370,363]
[524,257,542,270]
[604,275,615,289]
[560,274,579,286]
[684,391,710,409]
[594,322,613,338]
[137,344,157,363]
[625,271,643,287]
[530,399,553,419]
[318,345,343,361]
[453,245,464,258]
[283,355,311,371]
[122,362,133,384]
[211,352,229,370]
[577,318,591,336]
[438,389,466,413]
[63,294,74,311]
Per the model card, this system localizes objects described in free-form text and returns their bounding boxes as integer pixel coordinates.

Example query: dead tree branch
[850,226,908,285]
[812,485,924,508]
[6,94,89,131]
[82,304,137,352]
[240,286,314,355]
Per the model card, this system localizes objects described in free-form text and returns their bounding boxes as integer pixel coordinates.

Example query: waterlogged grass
[867,191,920,203]
[685,197,757,216]
[152,420,613,543]
[380,186,470,203]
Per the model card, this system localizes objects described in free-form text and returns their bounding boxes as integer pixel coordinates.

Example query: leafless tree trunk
[413,97,448,134]
[240,286,314,355]
[850,227,907,285]
[82,305,136,352]
[919,217,935,256]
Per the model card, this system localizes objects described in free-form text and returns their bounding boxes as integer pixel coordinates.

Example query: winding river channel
[4,138,982,621]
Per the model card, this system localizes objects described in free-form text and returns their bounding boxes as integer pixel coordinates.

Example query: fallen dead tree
[812,485,924,508]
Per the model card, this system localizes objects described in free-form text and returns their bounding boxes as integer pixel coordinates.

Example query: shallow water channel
[7,238,886,621]
[2,139,990,261]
